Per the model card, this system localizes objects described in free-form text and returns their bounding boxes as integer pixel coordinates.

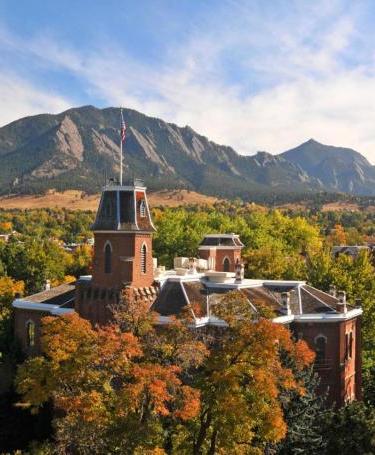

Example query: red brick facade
[13,309,48,355]
[292,316,362,406]
[76,185,155,325]
[91,232,153,289]
[199,248,242,272]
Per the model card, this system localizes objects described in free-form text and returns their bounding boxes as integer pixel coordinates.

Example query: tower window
[104,242,112,274]
[223,257,230,272]
[140,200,146,218]
[26,321,35,347]
[141,243,147,274]
[315,335,327,363]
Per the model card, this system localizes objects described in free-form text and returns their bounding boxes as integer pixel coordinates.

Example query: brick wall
[292,317,361,406]
[92,232,153,288]
[14,308,49,355]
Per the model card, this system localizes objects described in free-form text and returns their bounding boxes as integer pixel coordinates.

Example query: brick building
[13,181,363,406]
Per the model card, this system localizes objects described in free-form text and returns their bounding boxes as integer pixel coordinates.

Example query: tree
[0,276,24,362]
[16,313,201,454]
[272,366,327,455]
[176,291,316,454]
[322,401,375,455]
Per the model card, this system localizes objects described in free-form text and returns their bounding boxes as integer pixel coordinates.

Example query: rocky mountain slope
[282,139,375,195]
[0,105,373,198]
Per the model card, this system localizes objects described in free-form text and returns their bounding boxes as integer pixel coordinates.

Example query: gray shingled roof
[22,282,76,308]
[152,279,346,319]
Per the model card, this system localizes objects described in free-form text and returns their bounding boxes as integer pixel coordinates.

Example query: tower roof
[92,182,155,232]
[199,233,244,248]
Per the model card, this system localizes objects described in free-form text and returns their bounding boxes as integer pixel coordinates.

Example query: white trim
[263,280,306,286]
[302,286,335,310]
[180,282,196,319]
[202,234,241,238]
[198,246,243,251]
[293,308,362,322]
[272,315,294,324]
[103,240,113,252]
[297,284,303,314]
[314,333,328,344]
[13,299,74,315]
[103,185,146,191]
[133,191,139,229]
[143,190,157,231]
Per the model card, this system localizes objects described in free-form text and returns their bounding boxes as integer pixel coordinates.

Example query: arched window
[315,335,327,363]
[141,243,147,274]
[223,257,230,272]
[26,321,35,347]
[104,242,112,274]
[139,199,146,217]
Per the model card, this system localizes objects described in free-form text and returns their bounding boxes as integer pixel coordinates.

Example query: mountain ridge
[0,105,374,199]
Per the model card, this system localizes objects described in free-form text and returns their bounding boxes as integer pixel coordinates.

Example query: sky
[1,0,375,161]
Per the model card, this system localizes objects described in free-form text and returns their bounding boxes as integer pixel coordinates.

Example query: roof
[13,282,76,315]
[151,276,359,325]
[92,185,155,232]
[199,234,244,248]
[22,282,76,308]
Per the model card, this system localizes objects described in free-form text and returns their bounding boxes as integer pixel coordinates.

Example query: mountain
[0,105,373,199]
[0,106,321,199]
[282,139,375,195]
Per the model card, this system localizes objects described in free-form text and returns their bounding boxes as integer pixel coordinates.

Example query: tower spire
[120,108,126,186]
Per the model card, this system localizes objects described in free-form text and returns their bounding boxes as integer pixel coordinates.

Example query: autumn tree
[174,291,315,454]
[16,312,202,454]
[0,276,24,362]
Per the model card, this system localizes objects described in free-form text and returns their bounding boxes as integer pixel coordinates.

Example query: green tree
[322,401,375,455]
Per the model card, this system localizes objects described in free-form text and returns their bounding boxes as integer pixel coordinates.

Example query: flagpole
[120,108,123,186]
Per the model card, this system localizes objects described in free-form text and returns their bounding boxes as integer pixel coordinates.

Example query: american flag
[120,110,126,143]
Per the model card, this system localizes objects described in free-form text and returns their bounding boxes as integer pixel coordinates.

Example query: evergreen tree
[271,366,327,454]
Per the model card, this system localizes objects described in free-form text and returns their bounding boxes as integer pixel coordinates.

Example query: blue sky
[2,0,375,161]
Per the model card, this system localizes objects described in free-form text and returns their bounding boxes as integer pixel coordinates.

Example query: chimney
[235,259,244,282]
[188,257,197,274]
[45,279,51,291]
[281,291,292,316]
[355,298,362,307]
[337,290,347,313]
[329,284,336,297]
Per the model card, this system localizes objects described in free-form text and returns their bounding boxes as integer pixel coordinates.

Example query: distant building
[13,182,363,407]
[332,245,374,259]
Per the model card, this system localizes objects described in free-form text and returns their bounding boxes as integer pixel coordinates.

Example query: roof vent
[337,290,347,313]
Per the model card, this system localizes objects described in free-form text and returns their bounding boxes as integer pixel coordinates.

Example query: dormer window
[140,199,146,217]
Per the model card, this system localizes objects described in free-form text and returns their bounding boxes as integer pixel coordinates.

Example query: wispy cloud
[1,1,375,162]
[0,71,72,125]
